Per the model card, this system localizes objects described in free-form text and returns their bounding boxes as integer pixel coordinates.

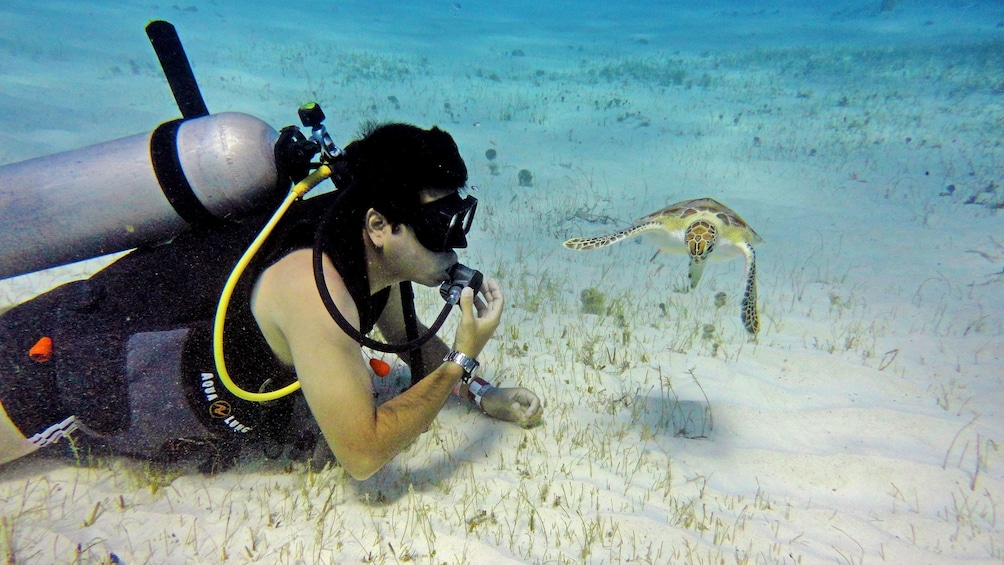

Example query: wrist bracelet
[466,376,493,410]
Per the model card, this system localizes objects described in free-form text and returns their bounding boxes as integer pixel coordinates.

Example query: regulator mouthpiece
[440,263,483,304]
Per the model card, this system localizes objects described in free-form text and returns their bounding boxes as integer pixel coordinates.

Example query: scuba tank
[0,112,282,280]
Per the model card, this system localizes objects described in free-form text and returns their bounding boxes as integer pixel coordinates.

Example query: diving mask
[408,192,477,252]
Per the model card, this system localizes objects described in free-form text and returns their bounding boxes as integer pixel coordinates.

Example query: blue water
[2,0,1001,163]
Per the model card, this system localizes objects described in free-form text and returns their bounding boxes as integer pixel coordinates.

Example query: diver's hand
[480,386,543,428]
[452,277,503,359]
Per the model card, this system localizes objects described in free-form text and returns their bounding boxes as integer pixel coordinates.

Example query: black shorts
[0,314,213,458]
[0,282,293,460]
[1,221,303,461]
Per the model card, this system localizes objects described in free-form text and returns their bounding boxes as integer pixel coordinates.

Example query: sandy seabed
[1,1,1003,563]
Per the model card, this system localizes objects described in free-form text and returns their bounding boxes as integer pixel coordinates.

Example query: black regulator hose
[311,194,456,354]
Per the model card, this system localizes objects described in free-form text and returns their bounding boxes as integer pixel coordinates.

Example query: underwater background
[1,0,1003,562]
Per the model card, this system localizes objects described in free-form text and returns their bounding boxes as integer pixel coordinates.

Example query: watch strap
[443,351,479,383]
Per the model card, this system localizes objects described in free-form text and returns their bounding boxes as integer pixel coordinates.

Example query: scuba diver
[0,121,543,479]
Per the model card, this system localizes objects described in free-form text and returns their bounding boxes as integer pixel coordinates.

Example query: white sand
[1,0,1002,563]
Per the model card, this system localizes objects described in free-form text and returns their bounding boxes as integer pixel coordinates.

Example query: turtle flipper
[688,257,708,289]
[684,220,717,288]
[739,242,759,335]
[563,221,664,250]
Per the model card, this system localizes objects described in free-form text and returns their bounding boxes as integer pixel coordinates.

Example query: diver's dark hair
[330,122,468,227]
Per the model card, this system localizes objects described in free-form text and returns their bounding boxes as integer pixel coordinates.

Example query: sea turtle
[563,197,763,335]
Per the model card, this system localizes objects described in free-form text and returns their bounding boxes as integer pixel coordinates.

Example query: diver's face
[389,188,463,287]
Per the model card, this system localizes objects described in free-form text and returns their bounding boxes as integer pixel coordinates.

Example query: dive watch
[443,351,479,383]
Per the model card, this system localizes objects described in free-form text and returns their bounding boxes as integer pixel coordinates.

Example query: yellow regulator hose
[213,164,332,402]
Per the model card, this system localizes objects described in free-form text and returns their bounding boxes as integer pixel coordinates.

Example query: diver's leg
[0,399,78,467]
[0,286,80,466]
[0,402,36,465]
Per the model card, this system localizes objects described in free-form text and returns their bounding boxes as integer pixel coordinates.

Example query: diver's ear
[364,208,390,249]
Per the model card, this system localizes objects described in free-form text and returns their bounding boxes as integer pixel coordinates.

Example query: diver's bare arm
[254,251,462,480]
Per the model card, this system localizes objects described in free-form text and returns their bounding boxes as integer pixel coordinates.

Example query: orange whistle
[368,358,391,377]
[29,336,53,363]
